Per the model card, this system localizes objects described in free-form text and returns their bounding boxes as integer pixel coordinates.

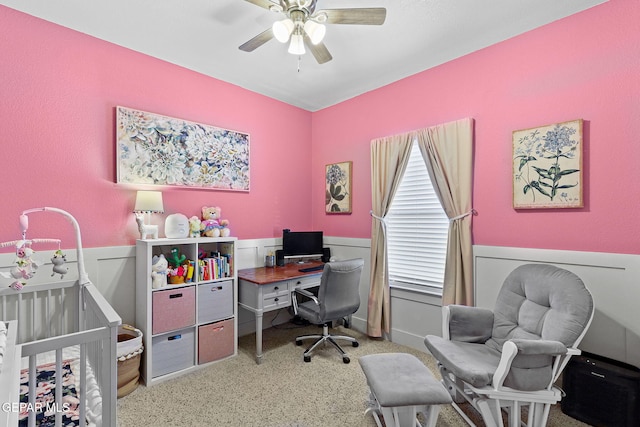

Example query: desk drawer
[263,293,290,311]
[289,275,321,290]
[262,282,288,298]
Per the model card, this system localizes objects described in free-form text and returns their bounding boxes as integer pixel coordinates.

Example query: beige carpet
[117,323,591,426]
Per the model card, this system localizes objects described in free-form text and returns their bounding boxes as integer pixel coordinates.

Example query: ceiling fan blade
[303,34,332,64]
[239,28,274,52]
[319,8,387,25]
[243,0,282,12]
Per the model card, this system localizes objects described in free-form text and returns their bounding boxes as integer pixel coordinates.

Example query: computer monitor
[282,230,323,259]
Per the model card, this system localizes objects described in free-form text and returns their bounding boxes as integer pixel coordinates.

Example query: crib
[0,208,121,427]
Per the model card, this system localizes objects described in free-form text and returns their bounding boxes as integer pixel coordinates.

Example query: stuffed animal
[168,247,186,267]
[10,244,40,280]
[51,249,68,279]
[0,243,40,290]
[200,206,231,237]
[188,216,201,238]
[151,254,168,289]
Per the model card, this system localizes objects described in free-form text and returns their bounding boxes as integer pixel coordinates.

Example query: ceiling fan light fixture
[288,33,306,55]
[303,19,326,45]
[273,18,294,43]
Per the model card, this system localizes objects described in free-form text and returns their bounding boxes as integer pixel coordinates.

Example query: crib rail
[82,283,120,427]
[0,280,78,344]
[0,281,120,427]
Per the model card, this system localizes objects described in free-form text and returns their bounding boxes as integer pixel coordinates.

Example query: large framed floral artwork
[116,106,250,191]
[512,119,583,209]
[325,161,352,214]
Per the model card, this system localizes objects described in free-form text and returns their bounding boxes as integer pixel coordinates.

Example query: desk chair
[424,264,594,427]
[293,258,364,363]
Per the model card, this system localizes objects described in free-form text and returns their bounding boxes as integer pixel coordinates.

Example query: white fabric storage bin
[152,327,195,378]
[198,280,233,324]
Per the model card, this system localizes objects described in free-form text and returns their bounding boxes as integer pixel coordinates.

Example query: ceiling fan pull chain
[297,56,301,73]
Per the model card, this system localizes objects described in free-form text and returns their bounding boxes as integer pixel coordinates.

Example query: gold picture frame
[325,161,352,214]
[513,119,583,209]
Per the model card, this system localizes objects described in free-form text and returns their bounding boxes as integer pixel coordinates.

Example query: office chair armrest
[292,288,319,315]
[294,288,319,305]
[444,305,494,343]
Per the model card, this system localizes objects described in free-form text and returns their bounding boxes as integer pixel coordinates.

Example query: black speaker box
[321,247,331,263]
[275,249,285,266]
[561,352,640,427]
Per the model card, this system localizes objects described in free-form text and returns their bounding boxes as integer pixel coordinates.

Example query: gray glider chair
[424,264,594,427]
[293,258,364,363]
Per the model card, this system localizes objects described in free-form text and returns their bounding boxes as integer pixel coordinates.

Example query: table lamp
[133,190,164,239]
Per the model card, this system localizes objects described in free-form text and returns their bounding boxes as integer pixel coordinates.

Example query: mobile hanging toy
[0,211,67,290]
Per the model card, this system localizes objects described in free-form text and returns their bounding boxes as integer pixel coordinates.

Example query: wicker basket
[117,325,143,398]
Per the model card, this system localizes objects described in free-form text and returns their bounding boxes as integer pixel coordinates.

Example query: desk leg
[255,311,263,364]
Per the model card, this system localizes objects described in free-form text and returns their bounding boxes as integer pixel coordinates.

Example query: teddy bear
[200,206,231,237]
[188,216,201,238]
[151,254,168,289]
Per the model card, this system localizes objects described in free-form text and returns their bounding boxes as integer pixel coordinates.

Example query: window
[386,141,449,295]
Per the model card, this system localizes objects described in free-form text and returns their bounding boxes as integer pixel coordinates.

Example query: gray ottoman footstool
[359,353,452,427]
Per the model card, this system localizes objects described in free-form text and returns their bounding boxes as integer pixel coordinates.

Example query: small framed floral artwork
[116,106,250,191]
[513,119,583,209]
[325,161,352,214]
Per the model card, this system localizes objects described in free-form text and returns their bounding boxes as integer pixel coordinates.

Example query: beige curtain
[367,135,413,337]
[416,118,475,306]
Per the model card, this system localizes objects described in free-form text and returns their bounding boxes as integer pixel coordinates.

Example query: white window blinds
[386,141,449,292]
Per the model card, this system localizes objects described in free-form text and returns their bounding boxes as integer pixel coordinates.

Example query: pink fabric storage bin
[198,319,234,364]
[152,286,196,335]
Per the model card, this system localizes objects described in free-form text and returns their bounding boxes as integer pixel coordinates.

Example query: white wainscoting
[235,236,445,352]
[9,240,629,365]
[0,237,442,354]
[0,245,136,326]
[234,236,374,337]
[474,245,640,368]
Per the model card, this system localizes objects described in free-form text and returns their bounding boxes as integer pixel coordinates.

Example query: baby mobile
[0,214,68,290]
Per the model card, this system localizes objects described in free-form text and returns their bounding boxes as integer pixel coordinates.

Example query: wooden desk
[238,261,324,364]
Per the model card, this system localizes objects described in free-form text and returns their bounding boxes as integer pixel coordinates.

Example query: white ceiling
[1,0,605,111]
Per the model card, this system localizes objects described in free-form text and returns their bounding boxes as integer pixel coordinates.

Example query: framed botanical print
[513,119,583,209]
[325,161,352,214]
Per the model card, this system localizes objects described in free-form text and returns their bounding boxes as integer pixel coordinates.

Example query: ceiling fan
[239,0,386,64]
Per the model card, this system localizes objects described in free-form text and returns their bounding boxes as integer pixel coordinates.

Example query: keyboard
[298,264,324,273]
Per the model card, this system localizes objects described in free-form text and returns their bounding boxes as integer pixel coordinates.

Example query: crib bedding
[19,360,80,427]
[19,346,101,427]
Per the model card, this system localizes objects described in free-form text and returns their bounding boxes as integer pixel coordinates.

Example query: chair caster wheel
[304,355,311,363]
[343,356,350,364]
[352,342,359,347]
[296,340,303,346]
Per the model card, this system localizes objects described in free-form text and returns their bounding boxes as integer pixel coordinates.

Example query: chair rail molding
[473,245,640,368]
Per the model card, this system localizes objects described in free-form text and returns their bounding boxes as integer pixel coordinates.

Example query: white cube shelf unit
[136,237,237,386]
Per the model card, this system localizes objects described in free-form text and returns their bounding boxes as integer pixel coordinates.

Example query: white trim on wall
[474,245,640,368]
[6,240,633,365]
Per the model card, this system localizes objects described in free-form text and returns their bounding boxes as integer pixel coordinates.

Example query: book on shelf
[198,251,233,281]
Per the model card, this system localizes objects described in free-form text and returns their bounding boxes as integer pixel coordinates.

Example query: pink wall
[312,0,640,255]
[0,6,313,249]
[2,0,639,255]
